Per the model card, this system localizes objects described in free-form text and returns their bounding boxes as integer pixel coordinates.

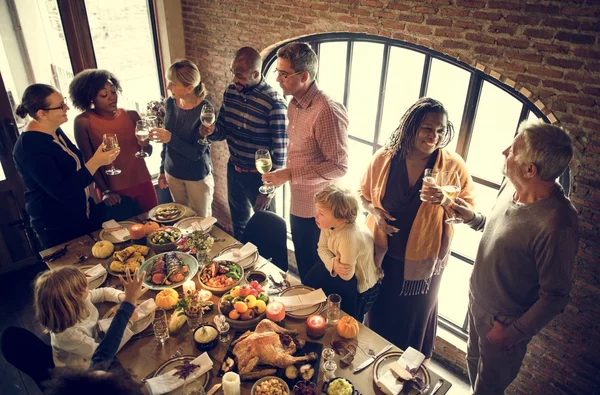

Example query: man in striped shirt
[203,47,288,240]
[262,42,349,281]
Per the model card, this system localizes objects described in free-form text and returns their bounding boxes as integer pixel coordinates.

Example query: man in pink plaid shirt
[263,42,349,280]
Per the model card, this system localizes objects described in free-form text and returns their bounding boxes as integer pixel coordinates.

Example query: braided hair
[384,97,455,158]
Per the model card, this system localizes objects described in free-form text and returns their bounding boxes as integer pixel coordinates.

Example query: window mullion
[372,44,390,154]
[342,41,353,109]
[147,0,166,98]
[419,54,431,98]
[57,0,97,73]
[516,104,529,136]
[455,73,482,160]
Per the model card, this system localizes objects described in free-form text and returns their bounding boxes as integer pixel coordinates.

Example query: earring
[90,101,95,109]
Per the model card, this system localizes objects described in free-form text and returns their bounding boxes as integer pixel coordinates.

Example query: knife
[353,343,393,373]
[206,383,222,395]
[429,379,444,395]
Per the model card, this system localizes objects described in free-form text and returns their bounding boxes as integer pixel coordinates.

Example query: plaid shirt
[287,82,349,217]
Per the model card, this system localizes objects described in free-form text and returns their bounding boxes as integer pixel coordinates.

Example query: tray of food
[107,245,151,276]
[197,260,243,294]
[149,203,187,223]
[138,252,198,290]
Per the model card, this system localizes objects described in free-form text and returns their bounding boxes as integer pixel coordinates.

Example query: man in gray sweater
[452,121,579,395]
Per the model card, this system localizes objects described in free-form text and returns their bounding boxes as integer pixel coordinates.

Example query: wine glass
[102,133,121,175]
[199,103,215,145]
[135,120,149,158]
[255,149,274,195]
[437,171,463,224]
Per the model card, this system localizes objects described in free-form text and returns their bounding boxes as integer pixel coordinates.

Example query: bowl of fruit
[198,260,243,294]
[218,281,269,329]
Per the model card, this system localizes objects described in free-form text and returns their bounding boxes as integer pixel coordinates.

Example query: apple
[257,292,269,303]
[240,309,256,321]
[249,289,259,297]
[238,285,252,298]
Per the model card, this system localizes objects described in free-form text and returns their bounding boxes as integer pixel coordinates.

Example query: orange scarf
[360,148,475,294]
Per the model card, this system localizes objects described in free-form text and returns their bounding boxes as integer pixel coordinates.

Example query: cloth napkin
[102,219,130,242]
[272,288,327,312]
[189,216,217,232]
[376,347,425,395]
[213,242,257,263]
[145,352,213,395]
[98,299,158,333]
[85,264,107,282]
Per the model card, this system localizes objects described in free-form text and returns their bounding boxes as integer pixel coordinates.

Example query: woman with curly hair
[360,97,475,362]
[69,69,158,213]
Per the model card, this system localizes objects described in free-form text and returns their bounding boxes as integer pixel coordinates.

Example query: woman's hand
[102,192,121,206]
[92,144,120,167]
[374,207,399,236]
[158,173,169,189]
[420,178,444,205]
[333,253,351,277]
[119,268,147,306]
[150,128,172,143]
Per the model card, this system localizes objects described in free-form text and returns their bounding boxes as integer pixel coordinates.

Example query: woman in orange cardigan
[360,97,475,361]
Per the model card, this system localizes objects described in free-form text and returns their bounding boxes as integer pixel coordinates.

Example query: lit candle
[265,301,286,322]
[182,280,196,297]
[198,289,212,302]
[222,371,241,395]
[129,223,146,240]
[306,314,326,338]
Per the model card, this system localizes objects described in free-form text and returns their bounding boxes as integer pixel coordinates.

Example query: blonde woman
[150,59,214,216]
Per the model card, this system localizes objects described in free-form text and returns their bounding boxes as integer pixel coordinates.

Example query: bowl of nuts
[251,376,289,395]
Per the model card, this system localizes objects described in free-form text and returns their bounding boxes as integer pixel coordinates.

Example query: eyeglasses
[44,102,68,111]
[273,69,303,79]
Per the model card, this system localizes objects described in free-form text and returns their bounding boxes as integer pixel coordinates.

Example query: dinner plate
[78,264,107,290]
[152,355,211,394]
[102,303,155,335]
[373,351,431,394]
[99,221,137,243]
[175,216,213,235]
[138,252,199,290]
[278,285,326,319]
[215,244,259,270]
[149,203,187,224]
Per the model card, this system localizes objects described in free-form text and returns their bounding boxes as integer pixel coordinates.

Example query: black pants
[227,161,275,240]
[304,261,358,319]
[290,214,321,281]
[34,222,89,250]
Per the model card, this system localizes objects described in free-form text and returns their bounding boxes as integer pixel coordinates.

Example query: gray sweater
[468,182,578,344]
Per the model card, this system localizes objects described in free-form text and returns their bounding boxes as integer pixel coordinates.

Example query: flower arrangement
[177,230,220,264]
[175,289,214,331]
[146,97,166,127]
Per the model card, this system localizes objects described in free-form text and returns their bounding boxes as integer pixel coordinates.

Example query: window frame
[263,32,558,339]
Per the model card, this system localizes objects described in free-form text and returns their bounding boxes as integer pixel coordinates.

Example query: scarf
[360,148,475,295]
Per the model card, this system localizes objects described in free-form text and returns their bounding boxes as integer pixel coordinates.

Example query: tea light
[265,301,285,322]
[198,289,212,302]
[129,223,146,240]
[182,280,196,296]
[306,314,326,338]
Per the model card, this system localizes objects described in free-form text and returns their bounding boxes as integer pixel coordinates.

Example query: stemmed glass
[437,171,463,224]
[199,103,215,145]
[255,149,274,195]
[135,120,149,158]
[102,133,121,175]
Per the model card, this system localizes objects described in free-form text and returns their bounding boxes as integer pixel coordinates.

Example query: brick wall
[180,1,600,393]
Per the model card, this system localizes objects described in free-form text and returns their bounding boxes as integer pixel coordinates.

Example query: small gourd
[143,221,160,236]
[155,288,179,310]
[91,240,114,259]
[336,315,360,339]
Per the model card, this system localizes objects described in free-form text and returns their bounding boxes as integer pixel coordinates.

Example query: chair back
[241,211,289,272]
[1,326,54,390]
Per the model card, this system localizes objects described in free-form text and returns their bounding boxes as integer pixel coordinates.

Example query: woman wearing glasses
[12,84,119,249]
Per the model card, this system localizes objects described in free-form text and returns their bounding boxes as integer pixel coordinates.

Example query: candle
[265,301,286,322]
[222,371,240,395]
[182,280,196,297]
[129,223,146,240]
[306,314,326,338]
[198,289,212,302]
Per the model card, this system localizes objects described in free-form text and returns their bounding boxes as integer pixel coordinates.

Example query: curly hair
[384,97,455,158]
[69,69,122,111]
[315,185,359,224]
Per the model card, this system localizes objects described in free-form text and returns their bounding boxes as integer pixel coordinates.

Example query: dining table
[40,210,453,395]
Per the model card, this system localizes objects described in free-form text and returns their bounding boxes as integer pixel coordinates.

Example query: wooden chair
[241,211,289,272]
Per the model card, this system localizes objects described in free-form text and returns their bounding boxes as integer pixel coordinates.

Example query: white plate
[99,221,137,243]
[103,303,155,335]
[78,264,107,290]
[174,216,213,235]
[151,355,211,394]
[215,245,259,269]
[373,351,431,394]
[278,285,325,319]
[149,203,188,224]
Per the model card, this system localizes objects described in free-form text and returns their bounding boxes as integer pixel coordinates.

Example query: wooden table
[41,218,452,395]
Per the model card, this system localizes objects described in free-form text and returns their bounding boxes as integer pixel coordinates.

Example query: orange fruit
[228,310,240,320]
[234,301,248,314]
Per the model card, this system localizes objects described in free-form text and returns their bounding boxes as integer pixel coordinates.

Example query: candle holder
[306,314,326,339]
[265,301,286,324]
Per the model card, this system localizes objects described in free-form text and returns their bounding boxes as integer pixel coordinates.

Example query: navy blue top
[160,97,212,181]
[89,301,135,370]
[12,129,93,232]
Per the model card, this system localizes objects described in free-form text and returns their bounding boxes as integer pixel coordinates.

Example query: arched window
[263,33,552,338]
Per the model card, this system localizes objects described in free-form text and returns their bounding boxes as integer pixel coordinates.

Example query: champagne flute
[255,149,274,195]
[437,171,463,224]
[135,120,149,158]
[102,133,121,175]
[199,103,215,145]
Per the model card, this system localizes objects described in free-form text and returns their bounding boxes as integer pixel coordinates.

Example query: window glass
[317,42,347,105]
[467,81,521,184]
[379,47,424,145]
[347,41,384,142]
[527,110,540,122]
[338,139,372,190]
[438,256,473,327]
[265,61,285,99]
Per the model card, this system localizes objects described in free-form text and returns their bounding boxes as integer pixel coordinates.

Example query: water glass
[326,294,341,325]
[322,359,337,382]
[322,348,335,362]
[187,313,203,333]
[153,309,169,344]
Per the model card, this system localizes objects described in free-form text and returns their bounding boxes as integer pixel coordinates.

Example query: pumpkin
[143,221,160,236]
[91,240,114,259]
[155,288,179,310]
[336,316,360,339]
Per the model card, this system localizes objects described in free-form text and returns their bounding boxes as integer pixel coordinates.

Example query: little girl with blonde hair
[34,266,138,367]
